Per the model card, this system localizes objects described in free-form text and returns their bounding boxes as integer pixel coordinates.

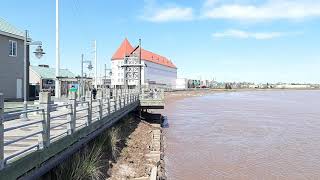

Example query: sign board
[69,87,77,92]
[69,84,79,92]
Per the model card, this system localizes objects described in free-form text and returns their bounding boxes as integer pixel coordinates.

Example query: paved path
[3,100,118,163]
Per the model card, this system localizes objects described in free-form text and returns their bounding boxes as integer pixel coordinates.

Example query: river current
[163,90,320,180]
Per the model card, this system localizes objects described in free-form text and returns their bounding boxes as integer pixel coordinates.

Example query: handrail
[50,112,70,120]
[50,121,71,130]
[0,90,139,169]
[3,144,39,165]
[1,109,44,122]
[75,107,88,113]
[4,130,43,146]
[76,114,88,120]
[50,104,70,109]
[4,120,44,133]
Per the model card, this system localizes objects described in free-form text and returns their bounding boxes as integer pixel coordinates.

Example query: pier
[0,89,164,179]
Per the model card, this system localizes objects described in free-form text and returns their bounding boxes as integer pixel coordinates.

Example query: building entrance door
[16,78,22,99]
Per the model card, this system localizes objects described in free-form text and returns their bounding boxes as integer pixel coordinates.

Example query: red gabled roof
[111,38,134,60]
[111,38,177,69]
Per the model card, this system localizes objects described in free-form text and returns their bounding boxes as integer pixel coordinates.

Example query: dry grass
[54,144,105,180]
[109,127,121,161]
[48,116,136,180]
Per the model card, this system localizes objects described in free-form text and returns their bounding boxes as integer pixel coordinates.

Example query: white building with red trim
[111,39,177,89]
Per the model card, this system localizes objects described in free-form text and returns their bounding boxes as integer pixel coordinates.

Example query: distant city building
[187,79,201,88]
[111,39,177,89]
[176,78,188,89]
[274,84,312,89]
[0,17,25,100]
[95,76,111,89]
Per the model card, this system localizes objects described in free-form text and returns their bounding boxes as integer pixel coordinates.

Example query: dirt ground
[164,89,229,104]
[107,118,156,180]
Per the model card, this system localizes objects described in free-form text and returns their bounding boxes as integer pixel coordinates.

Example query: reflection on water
[163,90,320,180]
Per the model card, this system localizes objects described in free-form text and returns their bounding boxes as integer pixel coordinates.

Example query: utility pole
[55,0,61,99]
[81,54,84,98]
[23,30,28,119]
[104,64,107,89]
[139,39,141,93]
[94,40,97,88]
[81,54,93,99]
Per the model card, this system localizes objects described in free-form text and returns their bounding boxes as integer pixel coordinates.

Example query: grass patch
[44,115,139,180]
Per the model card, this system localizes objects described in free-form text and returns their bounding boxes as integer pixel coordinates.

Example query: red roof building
[111,38,176,69]
[111,38,177,89]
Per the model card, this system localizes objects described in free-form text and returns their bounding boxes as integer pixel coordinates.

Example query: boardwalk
[3,101,102,163]
[0,90,140,179]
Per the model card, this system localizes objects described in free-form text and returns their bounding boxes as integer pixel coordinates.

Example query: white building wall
[111,59,177,89]
[143,60,177,88]
[176,78,188,89]
[29,69,41,85]
[111,60,124,86]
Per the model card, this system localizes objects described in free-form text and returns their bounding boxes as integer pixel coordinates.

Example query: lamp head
[87,63,93,70]
[34,45,45,59]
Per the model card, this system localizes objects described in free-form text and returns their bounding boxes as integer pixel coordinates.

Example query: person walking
[92,87,97,100]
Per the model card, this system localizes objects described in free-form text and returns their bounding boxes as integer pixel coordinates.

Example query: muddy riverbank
[107,112,165,180]
[43,113,165,180]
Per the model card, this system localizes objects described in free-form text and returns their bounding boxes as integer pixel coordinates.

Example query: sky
[0,0,319,83]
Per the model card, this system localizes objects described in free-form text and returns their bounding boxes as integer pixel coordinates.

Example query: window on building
[9,40,17,57]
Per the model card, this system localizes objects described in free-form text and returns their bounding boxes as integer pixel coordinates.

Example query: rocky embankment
[108,113,165,180]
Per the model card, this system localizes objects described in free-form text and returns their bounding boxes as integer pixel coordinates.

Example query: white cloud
[212,29,290,40]
[203,0,320,21]
[142,7,194,22]
[141,0,194,22]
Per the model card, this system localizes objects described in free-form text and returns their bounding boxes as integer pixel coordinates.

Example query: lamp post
[23,30,45,119]
[55,0,61,99]
[104,64,111,89]
[81,54,93,100]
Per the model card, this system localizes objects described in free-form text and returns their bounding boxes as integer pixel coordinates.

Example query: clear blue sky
[1,0,319,83]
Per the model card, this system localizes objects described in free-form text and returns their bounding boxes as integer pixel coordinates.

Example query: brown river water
[162,90,320,180]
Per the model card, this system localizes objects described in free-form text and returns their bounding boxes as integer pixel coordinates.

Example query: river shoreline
[165,88,320,103]
[107,113,165,180]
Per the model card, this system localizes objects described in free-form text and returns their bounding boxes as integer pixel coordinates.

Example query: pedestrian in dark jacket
[92,87,97,100]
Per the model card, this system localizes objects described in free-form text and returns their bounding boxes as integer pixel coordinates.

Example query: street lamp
[34,45,45,59]
[81,54,93,100]
[23,30,45,119]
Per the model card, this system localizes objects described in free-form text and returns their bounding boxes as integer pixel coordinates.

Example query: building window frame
[9,40,18,57]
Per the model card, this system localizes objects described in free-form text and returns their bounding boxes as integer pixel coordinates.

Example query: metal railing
[0,89,139,168]
[140,88,165,100]
[0,108,45,167]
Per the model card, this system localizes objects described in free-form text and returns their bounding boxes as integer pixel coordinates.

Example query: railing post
[98,99,102,120]
[98,90,102,100]
[128,92,130,104]
[88,92,93,125]
[125,92,128,105]
[127,93,129,105]
[127,94,129,106]
[107,98,110,115]
[102,90,105,116]
[119,95,122,109]
[114,97,117,112]
[39,92,51,148]
[123,94,126,107]
[68,91,77,133]
[0,93,4,166]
